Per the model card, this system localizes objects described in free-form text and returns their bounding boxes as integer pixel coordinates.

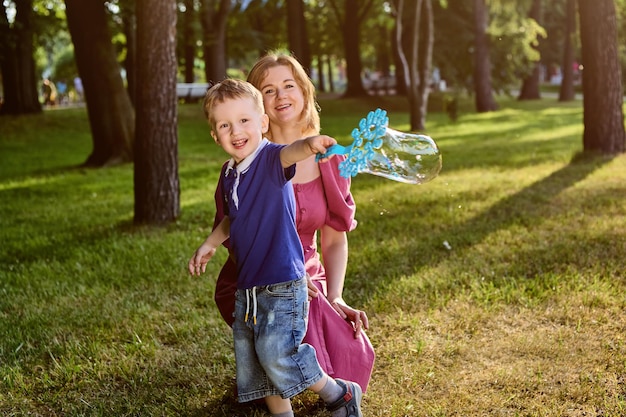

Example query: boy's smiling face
[211,96,269,164]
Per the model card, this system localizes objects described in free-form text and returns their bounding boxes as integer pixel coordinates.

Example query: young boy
[188,78,363,417]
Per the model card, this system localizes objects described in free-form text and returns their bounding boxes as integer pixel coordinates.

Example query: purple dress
[213,155,375,392]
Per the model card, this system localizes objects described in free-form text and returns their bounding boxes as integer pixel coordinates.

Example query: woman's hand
[307,276,319,300]
[329,297,369,338]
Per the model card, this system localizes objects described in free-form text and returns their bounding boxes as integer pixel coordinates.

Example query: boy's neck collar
[226,138,269,174]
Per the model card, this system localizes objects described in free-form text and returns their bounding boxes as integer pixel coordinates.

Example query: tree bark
[558,0,576,102]
[329,0,373,98]
[200,0,230,83]
[578,0,625,154]
[287,0,311,73]
[473,0,498,112]
[134,0,180,224]
[182,0,197,83]
[518,0,542,100]
[121,1,137,107]
[398,0,433,131]
[0,0,42,115]
[316,55,326,92]
[326,55,335,93]
[65,0,135,167]
[414,0,433,131]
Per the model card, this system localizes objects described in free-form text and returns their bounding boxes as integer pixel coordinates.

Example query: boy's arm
[188,217,230,276]
[280,135,337,168]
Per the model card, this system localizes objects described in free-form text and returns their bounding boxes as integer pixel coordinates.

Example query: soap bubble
[355,127,442,184]
[317,108,442,184]
[341,109,441,184]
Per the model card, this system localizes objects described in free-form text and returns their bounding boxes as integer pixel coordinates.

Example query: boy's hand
[306,135,337,155]
[188,243,217,276]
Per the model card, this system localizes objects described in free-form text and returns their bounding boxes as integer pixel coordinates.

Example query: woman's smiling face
[258,65,305,127]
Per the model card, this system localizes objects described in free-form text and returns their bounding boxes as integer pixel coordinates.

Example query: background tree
[578,0,625,154]
[473,0,498,112]
[307,1,344,93]
[329,0,375,98]
[558,0,576,101]
[118,0,137,106]
[65,0,135,166]
[0,0,41,115]
[286,0,311,73]
[395,0,434,131]
[134,0,180,224]
[518,0,543,100]
[434,1,542,99]
[179,0,198,83]
[228,0,286,61]
[200,0,230,83]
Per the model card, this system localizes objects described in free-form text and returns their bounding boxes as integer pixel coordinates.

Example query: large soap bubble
[317,108,442,184]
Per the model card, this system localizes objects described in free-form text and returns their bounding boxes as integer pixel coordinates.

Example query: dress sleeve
[319,154,358,232]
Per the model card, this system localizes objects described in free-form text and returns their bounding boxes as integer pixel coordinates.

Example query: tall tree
[181,0,197,83]
[473,0,498,112]
[395,0,434,131]
[200,0,230,83]
[558,0,576,101]
[134,0,179,224]
[518,0,542,100]
[120,1,137,106]
[0,0,41,115]
[578,0,625,154]
[65,0,135,166]
[329,0,375,98]
[286,0,311,73]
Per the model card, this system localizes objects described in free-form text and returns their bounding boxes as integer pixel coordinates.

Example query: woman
[212,52,374,392]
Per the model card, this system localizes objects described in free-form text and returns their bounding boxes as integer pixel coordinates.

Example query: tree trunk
[182,0,197,83]
[578,0,625,154]
[375,24,392,78]
[329,0,372,98]
[414,0,433,131]
[406,0,421,129]
[134,0,180,224]
[316,55,326,92]
[65,0,135,167]
[0,0,41,115]
[200,0,230,83]
[559,0,576,102]
[326,55,335,93]
[473,0,498,112]
[518,0,542,100]
[121,1,137,107]
[287,0,311,74]
[392,20,406,96]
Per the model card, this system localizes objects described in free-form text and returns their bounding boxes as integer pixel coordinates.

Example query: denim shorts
[233,276,324,403]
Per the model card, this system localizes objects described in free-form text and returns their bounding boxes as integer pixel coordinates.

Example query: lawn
[1,94,625,416]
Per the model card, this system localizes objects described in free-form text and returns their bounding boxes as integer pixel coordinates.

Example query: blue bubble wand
[316,108,442,184]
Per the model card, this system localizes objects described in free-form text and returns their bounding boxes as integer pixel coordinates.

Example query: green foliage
[51,47,78,82]
[488,2,547,79]
[434,0,548,92]
[1,95,626,415]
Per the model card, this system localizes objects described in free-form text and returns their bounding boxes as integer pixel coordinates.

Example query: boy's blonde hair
[246,52,320,138]
[202,78,265,131]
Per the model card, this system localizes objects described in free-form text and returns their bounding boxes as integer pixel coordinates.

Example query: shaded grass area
[1,95,625,416]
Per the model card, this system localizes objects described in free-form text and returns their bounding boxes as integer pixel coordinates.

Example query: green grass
[1,95,626,416]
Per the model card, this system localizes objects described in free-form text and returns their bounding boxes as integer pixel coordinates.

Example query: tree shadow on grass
[349,152,617,305]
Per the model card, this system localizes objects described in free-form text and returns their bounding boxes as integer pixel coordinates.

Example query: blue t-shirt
[222,141,306,289]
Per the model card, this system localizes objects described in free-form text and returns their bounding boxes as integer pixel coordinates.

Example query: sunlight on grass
[1,97,626,416]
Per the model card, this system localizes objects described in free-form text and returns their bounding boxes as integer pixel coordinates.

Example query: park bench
[176,83,210,102]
